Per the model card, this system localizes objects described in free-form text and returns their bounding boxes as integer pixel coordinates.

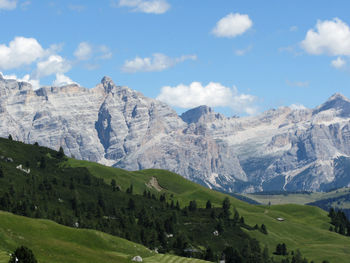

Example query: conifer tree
[9,246,37,263]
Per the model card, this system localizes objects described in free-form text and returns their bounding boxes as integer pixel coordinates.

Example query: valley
[0,138,348,262]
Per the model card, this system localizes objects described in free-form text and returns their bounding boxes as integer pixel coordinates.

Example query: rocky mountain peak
[328,92,349,102]
[101,76,116,93]
[180,105,213,124]
[180,105,225,124]
[313,93,350,117]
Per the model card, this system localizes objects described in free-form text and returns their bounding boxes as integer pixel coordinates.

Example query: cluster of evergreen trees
[0,138,329,262]
[328,208,350,236]
[9,246,37,263]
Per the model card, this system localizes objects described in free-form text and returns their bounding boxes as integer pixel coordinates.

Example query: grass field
[242,188,350,205]
[66,159,350,262]
[0,211,208,263]
[144,254,208,263]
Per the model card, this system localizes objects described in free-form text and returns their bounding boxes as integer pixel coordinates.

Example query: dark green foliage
[57,146,65,159]
[39,156,46,169]
[204,247,215,261]
[126,184,133,194]
[328,207,350,236]
[188,200,197,211]
[8,246,37,263]
[128,198,135,210]
[222,197,231,217]
[260,224,268,234]
[0,138,325,263]
[275,243,288,255]
[223,247,243,263]
[234,208,240,222]
[206,200,212,209]
[111,179,117,191]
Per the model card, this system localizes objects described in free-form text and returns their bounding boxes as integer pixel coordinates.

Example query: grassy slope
[0,211,208,263]
[68,159,350,262]
[0,211,153,263]
[243,188,350,205]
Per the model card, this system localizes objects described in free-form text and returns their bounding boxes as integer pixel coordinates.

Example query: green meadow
[68,159,350,262]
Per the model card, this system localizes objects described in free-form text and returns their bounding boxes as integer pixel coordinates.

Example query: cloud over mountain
[157,81,257,115]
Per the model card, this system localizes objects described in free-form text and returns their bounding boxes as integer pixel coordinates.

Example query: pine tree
[9,246,37,263]
[57,146,65,159]
[39,156,46,169]
[204,247,215,261]
[222,197,231,217]
[189,200,197,211]
[111,179,117,191]
[206,200,212,209]
[260,224,268,234]
[262,246,270,263]
[234,208,240,222]
[128,198,135,210]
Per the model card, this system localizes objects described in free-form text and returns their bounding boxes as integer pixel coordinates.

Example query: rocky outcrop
[2,75,350,193]
[0,76,245,190]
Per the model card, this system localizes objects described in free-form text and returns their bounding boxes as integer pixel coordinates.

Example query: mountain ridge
[1,75,350,193]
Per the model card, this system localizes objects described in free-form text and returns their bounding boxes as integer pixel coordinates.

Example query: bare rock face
[2,75,350,193]
[183,94,350,192]
[0,76,246,190]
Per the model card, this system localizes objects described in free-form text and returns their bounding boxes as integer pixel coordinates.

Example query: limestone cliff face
[0,76,246,190]
[3,75,350,193]
[182,94,350,192]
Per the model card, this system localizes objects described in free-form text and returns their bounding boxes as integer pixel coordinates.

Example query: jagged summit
[314,92,350,117]
[3,75,350,193]
[101,76,113,85]
[180,105,212,124]
[180,105,225,124]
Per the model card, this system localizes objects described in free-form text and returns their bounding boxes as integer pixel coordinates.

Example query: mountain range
[1,74,350,193]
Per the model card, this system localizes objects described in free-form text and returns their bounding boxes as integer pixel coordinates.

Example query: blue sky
[1,0,350,116]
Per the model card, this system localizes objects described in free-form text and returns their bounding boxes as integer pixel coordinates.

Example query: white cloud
[33,55,71,79]
[0,37,45,70]
[117,0,170,14]
[157,82,257,115]
[212,13,252,38]
[74,42,111,61]
[98,45,112,60]
[0,37,78,89]
[331,57,346,69]
[301,18,350,56]
[53,73,76,87]
[122,53,197,73]
[0,72,40,90]
[21,74,40,90]
[235,45,253,56]
[0,0,17,10]
[74,42,92,61]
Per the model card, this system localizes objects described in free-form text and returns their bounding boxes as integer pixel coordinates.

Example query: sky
[1,0,350,116]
